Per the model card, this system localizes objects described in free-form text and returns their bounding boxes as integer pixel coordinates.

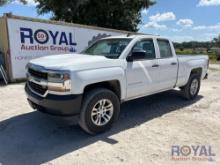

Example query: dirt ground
[0,66,220,165]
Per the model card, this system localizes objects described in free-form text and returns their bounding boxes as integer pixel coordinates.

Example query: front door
[126,39,160,99]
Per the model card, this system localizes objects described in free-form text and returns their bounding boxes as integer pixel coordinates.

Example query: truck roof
[105,34,169,40]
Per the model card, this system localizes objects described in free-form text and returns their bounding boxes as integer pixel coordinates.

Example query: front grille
[28,68,48,80]
[28,81,47,96]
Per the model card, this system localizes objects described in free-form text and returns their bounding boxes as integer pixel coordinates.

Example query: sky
[0,0,220,42]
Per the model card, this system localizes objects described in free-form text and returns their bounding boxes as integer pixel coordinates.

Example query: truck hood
[29,53,125,71]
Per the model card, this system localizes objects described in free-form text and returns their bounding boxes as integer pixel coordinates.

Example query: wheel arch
[83,80,122,101]
[190,67,202,78]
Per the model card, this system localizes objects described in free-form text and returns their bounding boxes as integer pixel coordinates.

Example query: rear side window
[132,39,156,59]
[157,39,173,58]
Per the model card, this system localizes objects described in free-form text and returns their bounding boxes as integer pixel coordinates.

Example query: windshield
[82,38,131,59]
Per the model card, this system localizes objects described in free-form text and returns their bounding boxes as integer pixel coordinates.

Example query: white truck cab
[25,34,209,134]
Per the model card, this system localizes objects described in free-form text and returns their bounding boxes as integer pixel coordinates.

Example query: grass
[210,60,220,64]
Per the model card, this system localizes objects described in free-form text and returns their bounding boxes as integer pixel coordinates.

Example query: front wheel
[181,74,201,100]
[78,88,120,134]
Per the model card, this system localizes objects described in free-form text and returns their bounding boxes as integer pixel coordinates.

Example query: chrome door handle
[171,62,177,65]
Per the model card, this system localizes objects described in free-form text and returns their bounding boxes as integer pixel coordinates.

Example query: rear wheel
[78,88,120,134]
[181,74,201,100]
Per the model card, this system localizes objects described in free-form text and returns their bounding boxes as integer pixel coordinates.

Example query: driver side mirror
[127,49,146,62]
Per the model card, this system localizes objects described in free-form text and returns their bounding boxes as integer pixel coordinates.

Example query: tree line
[174,35,220,51]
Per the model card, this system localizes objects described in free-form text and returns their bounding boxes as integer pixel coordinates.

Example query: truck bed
[175,54,209,87]
[177,54,208,61]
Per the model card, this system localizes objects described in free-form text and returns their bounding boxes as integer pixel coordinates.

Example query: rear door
[157,39,178,90]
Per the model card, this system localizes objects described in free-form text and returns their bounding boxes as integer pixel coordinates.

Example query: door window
[157,40,173,58]
[132,39,156,60]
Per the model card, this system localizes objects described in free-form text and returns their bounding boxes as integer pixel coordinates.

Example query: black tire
[181,74,201,100]
[78,88,120,134]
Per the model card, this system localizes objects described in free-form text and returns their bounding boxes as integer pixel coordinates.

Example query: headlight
[47,72,71,92]
[48,72,71,81]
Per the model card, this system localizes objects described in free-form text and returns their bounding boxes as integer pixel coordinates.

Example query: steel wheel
[190,79,199,96]
[91,99,114,126]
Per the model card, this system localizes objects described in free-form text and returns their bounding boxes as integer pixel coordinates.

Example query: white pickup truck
[25,34,209,134]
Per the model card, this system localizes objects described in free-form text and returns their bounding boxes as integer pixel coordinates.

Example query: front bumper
[25,84,82,116]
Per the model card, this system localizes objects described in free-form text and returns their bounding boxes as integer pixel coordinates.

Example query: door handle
[171,62,177,65]
[152,64,159,67]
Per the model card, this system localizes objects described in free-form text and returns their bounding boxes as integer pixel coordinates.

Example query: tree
[0,0,7,6]
[212,35,220,47]
[36,0,155,32]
